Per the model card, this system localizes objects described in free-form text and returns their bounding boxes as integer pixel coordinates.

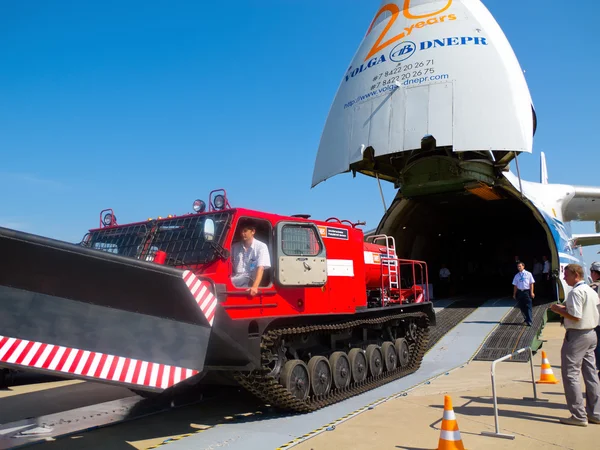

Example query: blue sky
[1,1,599,264]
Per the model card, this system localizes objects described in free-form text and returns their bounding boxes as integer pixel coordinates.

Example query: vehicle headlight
[193,199,206,213]
[213,194,225,210]
[103,213,115,226]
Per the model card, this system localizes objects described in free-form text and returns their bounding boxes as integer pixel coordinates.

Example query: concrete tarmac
[294,322,596,450]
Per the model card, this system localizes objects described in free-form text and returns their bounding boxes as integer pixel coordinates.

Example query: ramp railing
[480,346,547,440]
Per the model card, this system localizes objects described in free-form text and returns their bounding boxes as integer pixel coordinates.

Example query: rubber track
[234,312,429,413]
[473,299,552,362]
[427,297,488,351]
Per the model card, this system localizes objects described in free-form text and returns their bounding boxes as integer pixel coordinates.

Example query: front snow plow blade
[0,227,215,392]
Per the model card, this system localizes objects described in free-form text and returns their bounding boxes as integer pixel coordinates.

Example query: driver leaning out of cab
[231,220,271,296]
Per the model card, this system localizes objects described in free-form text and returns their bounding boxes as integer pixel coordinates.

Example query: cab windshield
[82,212,232,266]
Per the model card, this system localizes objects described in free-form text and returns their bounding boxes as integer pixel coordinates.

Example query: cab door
[274,222,327,287]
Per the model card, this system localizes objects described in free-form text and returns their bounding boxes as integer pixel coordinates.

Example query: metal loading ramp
[427,296,489,351]
[473,298,553,362]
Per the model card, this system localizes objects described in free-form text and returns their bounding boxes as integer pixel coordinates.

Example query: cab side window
[281,225,321,256]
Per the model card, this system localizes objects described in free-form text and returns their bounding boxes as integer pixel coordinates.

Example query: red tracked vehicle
[0,189,434,412]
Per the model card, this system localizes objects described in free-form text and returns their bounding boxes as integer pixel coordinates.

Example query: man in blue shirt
[512,261,535,326]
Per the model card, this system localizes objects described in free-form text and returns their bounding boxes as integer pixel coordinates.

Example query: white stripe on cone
[440,430,462,441]
[443,410,456,421]
[541,369,554,374]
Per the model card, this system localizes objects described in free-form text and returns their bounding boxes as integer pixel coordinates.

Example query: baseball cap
[590,261,600,272]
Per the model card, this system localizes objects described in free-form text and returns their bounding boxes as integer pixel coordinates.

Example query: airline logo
[389,41,416,62]
[344,35,487,83]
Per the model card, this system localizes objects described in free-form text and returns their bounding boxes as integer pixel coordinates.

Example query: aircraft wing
[563,186,600,222]
[571,234,600,247]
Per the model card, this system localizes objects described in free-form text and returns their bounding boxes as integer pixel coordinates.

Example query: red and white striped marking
[0,335,199,390]
[182,270,217,326]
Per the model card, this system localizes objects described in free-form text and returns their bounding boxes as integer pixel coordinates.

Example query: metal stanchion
[481,347,547,439]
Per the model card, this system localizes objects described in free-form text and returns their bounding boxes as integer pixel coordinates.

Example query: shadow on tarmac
[0,370,66,390]
[32,385,295,450]
[0,382,135,423]
[426,395,567,426]
[395,447,432,450]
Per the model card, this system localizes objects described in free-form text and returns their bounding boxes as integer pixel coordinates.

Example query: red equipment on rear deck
[0,189,434,412]
[363,235,428,306]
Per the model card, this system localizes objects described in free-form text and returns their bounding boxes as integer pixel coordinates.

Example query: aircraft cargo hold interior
[378,187,552,298]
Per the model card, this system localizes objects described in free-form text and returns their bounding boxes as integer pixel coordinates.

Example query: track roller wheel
[348,348,367,383]
[366,344,383,377]
[395,338,410,368]
[307,356,332,396]
[280,359,310,401]
[381,341,397,372]
[407,320,418,341]
[329,351,351,390]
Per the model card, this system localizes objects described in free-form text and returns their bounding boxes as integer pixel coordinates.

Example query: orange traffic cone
[438,395,465,450]
[536,350,560,384]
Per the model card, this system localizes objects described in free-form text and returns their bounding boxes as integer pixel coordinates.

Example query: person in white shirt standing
[231,221,271,296]
[512,261,535,326]
[550,264,600,426]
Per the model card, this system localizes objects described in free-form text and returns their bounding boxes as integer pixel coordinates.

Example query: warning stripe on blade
[182,270,217,326]
[0,335,199,390]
